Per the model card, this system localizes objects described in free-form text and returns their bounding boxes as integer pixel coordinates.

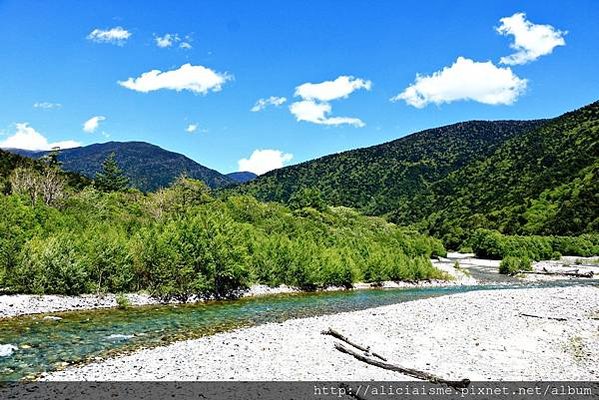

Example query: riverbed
[44,285,599,381]
[1,255,596,381]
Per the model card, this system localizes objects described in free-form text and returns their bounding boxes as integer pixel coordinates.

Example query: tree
[95,152,129,192]
[43,147,62,169]
[10,167,41,205]
[288,187,326,211]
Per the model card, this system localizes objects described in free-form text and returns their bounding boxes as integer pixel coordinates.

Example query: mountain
[236,119,547,213]
[236,101,598,245]
[8,141,236,192]
[416,101,599,244]
[226,171,257,183]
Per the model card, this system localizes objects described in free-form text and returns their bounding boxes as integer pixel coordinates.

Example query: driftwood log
[322,327,470,389]
[334,343,470,389]
[519,312,568,321]
[514,269,594,278]
[321,328,387,361]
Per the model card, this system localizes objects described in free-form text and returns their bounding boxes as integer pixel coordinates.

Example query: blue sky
[0,1,597,174]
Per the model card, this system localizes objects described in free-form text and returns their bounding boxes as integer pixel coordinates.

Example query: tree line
[0,151,448,299]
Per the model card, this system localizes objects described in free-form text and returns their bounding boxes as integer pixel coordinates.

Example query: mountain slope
[226,171,257,183]
[237,119,547,214]
[236,101,598,245]
[9,142,235,192]
[415,101,599,244]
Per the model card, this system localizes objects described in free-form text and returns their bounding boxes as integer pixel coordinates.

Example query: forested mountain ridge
[235,119,547,214]
[235,101,598,247]
[8,141,236,192]
[417,101,598,245]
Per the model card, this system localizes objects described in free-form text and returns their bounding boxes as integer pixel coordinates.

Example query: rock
[0,344,18,357]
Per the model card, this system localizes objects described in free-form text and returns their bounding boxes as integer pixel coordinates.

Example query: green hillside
[236,101,599,247]
[415,101,598,246]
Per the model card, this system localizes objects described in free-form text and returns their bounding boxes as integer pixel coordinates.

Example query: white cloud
[155,33,179,48]
[238,149,293,175]
[179,42,192,49]
[497,12,566,65]
[33,102,62,109]
[391,57,527,108]
[83,116,106,133]
[118,63,231,94]
[289,100,365,127]
[289,75,370,127]
[251,96,287,112]
[0,123,80,151]
[87,27,131,45]
[294,76,371,102]
[186,123,198,133]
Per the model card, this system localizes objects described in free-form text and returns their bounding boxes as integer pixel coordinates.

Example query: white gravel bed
[43,285,599,381]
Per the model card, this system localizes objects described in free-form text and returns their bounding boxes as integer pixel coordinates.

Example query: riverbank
[0,258,473,319]
[44,285,599,381]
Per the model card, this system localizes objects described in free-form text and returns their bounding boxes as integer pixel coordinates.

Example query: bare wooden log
[334,343,470,389]
[515,269,594,278]
[321,327,387,361]
[519,313,567,321]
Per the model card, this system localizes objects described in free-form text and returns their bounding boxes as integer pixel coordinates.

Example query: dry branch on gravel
[322,327,470,389]
[519,313,568,321]
[321,328,387,361]
[515,269,594,278]
[334,343,470,389]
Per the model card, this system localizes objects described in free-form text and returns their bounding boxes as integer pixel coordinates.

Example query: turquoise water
[0,281,593,381]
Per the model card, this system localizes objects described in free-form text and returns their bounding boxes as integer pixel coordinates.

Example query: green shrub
[469,229,598,261]
[115,293,131,309]
[499,256,532,275]
[470,229,504,259]
[13,235,89,295]
[0,176,453,298]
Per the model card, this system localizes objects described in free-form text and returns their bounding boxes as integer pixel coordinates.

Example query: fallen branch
[334,342,470,389]
[321,327,387,361]
[519,312,567,321]
[514,269,594,278]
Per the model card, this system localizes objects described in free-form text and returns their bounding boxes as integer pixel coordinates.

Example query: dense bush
[12,234,89,295]
[469,229,598,261]
[0,177,449,298]
[499,256,532,275]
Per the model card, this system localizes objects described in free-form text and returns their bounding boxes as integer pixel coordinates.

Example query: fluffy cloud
[83,116,106,133]
[289,100,365,127]
[289,75,370,127]
[186,123,198,133]
[391,57,527,108]
[497,12,566,65]
[251,96,287,112]
[294,76,371,102]
[238,149,293,175]
[87,27,131,45]
[33,102,62,109]
[0,123,80,151]
[118,64,231,94]
[179,42,192,49]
